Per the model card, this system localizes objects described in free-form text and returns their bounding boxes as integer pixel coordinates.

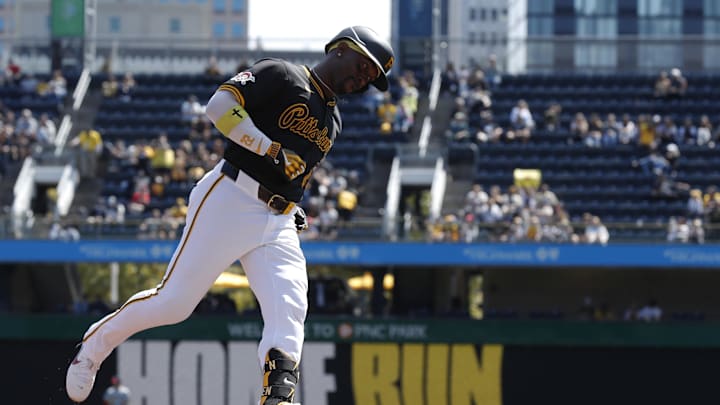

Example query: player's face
[337,49,380,94]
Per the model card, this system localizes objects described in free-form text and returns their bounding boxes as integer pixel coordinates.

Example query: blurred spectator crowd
[430,182,609,245]
[3,55,719,248]
[0,59,65,181]
[442,62,719,244]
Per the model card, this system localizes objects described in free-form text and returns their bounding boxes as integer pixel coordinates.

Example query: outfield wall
[2,240,720,267]
[4,315,718,405]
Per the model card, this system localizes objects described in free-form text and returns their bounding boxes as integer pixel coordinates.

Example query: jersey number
[240,134,254,147]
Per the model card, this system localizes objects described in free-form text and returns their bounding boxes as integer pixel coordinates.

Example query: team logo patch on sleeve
[231,71,256,85]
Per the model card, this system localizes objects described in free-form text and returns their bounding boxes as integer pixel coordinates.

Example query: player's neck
[310,66,336,98]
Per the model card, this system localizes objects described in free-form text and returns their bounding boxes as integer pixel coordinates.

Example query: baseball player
[66,26,394,405]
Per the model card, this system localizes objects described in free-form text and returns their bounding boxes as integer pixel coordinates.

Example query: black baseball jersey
[217,58,342,202]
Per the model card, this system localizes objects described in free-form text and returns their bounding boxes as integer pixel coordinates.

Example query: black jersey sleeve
[217,58,289,109]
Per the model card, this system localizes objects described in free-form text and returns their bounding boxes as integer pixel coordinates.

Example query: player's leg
[67,165,261,402]
[242,222,307,405]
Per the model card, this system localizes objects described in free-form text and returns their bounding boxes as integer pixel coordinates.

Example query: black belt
[221,160,295,215]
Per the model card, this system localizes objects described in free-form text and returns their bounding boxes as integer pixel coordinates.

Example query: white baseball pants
[79,160,308,368]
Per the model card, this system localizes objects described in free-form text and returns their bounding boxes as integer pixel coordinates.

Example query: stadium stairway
[363,86,437,214]
[65,90,107,219]
[359,159,393,216]
[0,162,22,209]
[442,169,475,216]
[434,91,472,216]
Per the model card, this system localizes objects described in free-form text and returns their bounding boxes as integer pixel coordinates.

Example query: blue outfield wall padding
[0,240,719,268]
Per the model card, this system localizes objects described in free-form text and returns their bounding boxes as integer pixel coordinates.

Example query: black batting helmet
[325,26,395,91]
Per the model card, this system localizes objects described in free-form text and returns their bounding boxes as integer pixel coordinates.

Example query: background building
[1,0,248,72]
[3,0,720,75]
[437,0,720,73]
[446,0,510,71]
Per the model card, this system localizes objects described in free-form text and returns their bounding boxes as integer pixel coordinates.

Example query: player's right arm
[205,90,274,156]
[205,60,306,181]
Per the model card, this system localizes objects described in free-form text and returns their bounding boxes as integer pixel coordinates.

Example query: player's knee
[170,301,197,324]
[153,293,196,325]
[291,298,308,324]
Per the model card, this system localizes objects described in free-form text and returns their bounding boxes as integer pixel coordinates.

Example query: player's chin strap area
[261,348,301,405]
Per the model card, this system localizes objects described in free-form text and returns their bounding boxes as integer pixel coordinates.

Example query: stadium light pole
[432,0,441,73]
[84,0,97,70]
[110,261,119,305]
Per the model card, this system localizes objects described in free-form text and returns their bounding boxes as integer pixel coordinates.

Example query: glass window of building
[170,18,181,33]
[706,19,720,34]
[213,22,226,38]
[214,0,225,13]
[232,0,244,12]
[704,0,720,35]
[470,8,476,21]
[529,17,554,35]
[109,16,121,33]
[638,18,682,35]
[528,0,554,14]
[576,18,617,37]
[575,0,617,38]
[527,42,554,68]
[638,0,682,36]
[0,0,5,8]
[706,0,720,16]
[575,44,617,68]
[637,0,682,68]
[703,0,720,67]
[704,44,720,67]
[480,8,486,20]
[231,22,244,38]
[638,0,682,16]
[529,0,555,34]
[526,0,555,70]
[491,9,497,21]
[0,17,4,33]
[638,44,682,68]
[575,0,616,14]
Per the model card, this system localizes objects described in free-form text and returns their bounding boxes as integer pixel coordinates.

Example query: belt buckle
[266,194,294,215]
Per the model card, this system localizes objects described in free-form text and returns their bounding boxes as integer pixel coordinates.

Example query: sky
[247,0,392,51]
